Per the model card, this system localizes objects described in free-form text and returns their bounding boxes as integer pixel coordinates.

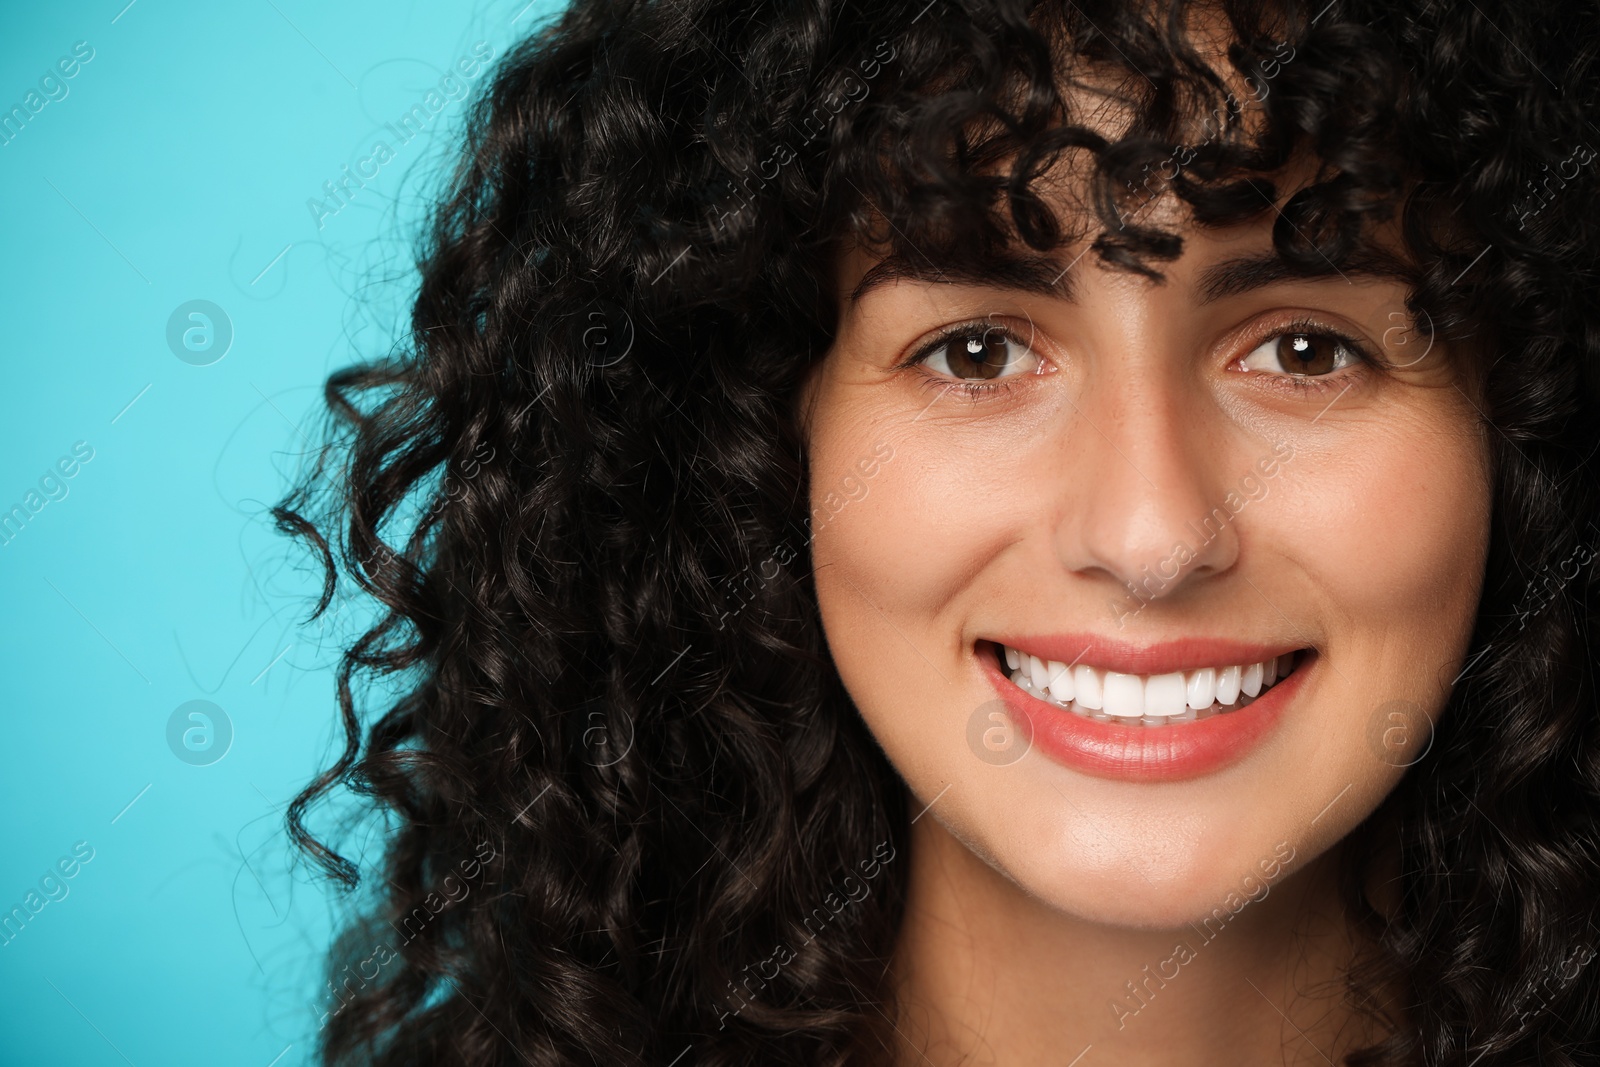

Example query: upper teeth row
[1001,645,1295,719]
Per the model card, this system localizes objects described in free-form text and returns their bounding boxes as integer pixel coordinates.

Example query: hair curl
[277,0,1600,1063]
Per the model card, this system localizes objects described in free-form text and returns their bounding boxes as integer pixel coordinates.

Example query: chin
[930,790,1309,931]
[1032,863,1291,932]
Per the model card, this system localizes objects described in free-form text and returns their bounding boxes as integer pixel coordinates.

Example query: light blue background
[0,2,562,1063]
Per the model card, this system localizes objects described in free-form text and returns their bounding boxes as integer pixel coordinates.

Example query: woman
[278,0,1600,1063]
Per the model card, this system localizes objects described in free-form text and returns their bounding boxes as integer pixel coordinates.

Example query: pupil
[947,330,1010,379]
[1278,332,1336,375]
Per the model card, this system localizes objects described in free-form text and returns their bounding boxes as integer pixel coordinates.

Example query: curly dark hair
[275,0,1600,1063]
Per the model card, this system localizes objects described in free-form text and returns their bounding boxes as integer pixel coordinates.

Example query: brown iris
[1277,332,1342,375]
[939,328,1016,379]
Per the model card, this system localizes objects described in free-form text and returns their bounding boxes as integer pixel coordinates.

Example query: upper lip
[984,634,1307,676]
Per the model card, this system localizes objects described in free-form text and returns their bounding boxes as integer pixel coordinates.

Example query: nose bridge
[1055,360,1239,596]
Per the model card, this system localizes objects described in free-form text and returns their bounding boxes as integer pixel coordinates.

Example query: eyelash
[1238,317,1379,397]
[898,316,1380,402]
[897,321,1039,402]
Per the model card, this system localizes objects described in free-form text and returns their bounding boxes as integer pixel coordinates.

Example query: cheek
[1286,413,1489,666]
[808,404,1032,672]
[808,399,1077,891]
[1263,406,1490,845]
[805,398,1011,776]
[815,461,967,592]
[810,432,952,656]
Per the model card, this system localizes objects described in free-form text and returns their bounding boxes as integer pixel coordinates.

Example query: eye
[1238,330,1362,377]
[912,323,1042,381]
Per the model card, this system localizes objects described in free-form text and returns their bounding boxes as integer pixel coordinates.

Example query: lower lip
[980,646,1310,782]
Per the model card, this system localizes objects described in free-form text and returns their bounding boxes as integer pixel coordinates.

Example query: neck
[885,813,1397,1066]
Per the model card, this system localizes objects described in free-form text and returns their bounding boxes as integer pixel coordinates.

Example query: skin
[797,189,1492,1064]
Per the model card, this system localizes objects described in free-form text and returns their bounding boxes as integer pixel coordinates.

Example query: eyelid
[896,317,1044,372]
[1231,316,1380,371]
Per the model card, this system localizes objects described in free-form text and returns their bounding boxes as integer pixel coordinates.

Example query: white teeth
[1186,667,1216,710]
[1045,660,1074,701]
[1144,672,1187,717]
[1074,663,1104,710]
[1103,671,1144,719]
[1215,664,1241,705]
[1241,661,1263,698]
[998,645,1298,727]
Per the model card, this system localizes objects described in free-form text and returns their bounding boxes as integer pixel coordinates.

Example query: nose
[1052,371,1240,606]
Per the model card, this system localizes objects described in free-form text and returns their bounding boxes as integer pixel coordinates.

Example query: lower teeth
[1005,667,1257,725]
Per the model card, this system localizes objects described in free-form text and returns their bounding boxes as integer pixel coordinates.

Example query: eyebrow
[848,252,1079,304]
[847,247,1414,306]
[1193,251,1414,303]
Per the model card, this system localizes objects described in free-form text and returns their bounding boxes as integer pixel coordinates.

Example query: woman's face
[799,199,1491,927]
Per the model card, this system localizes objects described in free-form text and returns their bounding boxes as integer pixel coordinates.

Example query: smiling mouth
[990,641,1307,726]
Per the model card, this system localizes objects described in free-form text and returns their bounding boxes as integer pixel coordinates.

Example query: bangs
[806,0,1410,286]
